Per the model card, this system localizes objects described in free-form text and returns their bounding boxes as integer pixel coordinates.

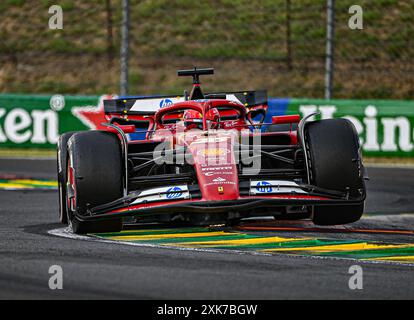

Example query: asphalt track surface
[0,158,414,299]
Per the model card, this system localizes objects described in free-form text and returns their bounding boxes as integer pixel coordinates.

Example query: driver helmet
[206,107,220,129]
[183,109,203,130]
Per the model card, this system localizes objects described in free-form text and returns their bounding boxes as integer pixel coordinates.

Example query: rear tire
[304,118,365,225]
[57,132,76,224]
[67,131,123,234]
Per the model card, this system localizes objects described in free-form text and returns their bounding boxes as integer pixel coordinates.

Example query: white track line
[363,213,414,221]
[48,227,266,255]
[48,227,414,268]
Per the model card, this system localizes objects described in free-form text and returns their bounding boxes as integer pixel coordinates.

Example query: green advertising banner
[0,94,414,157]
[287,99,414,157]
[0,94,111,149]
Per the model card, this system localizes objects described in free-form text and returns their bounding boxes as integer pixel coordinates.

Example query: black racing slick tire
[66,131,123,234]
[304,118,365,226]
[57,132,76,224]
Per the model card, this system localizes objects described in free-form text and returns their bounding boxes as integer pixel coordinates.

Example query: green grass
[0,0,413,98]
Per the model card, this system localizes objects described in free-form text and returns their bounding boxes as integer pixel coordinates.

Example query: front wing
[75,181,366,223]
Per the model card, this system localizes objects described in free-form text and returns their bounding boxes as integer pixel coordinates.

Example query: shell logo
[201,148,225,156]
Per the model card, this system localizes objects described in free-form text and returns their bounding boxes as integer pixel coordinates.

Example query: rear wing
[103,90,267,115]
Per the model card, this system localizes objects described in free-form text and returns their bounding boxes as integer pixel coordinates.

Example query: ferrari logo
[218,186,224,194]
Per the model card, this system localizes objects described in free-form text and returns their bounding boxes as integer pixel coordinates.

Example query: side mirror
[272,114,300,125]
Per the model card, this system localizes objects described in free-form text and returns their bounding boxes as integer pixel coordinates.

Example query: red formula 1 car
[57,68,367,234]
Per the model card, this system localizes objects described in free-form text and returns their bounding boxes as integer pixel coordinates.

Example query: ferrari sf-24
[57,68,367,234]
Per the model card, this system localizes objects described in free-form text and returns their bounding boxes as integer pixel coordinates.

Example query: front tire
[304,118,365,225]
[66,131,124,234]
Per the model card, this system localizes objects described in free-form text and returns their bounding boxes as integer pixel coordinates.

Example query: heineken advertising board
[0,94,413,157]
